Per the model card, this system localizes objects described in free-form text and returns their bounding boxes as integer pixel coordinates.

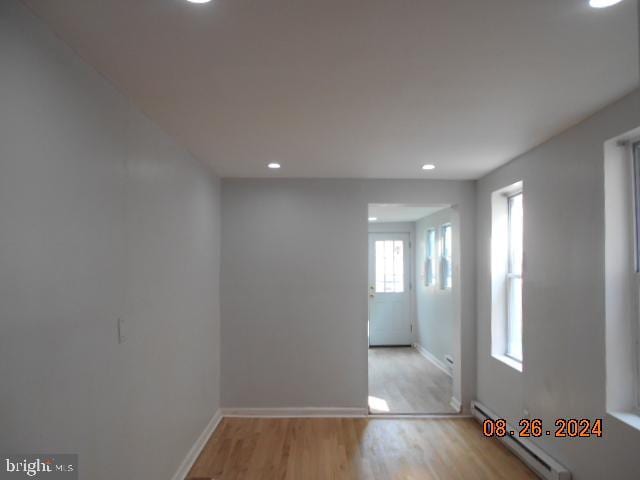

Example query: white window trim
[493,353,523,372]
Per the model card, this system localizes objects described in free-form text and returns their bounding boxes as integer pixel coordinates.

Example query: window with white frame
[440,224,452,289]
[425,229,437,286]
[506,192,523,362]
[604,132,640,424]
[491,181,523,370]
[633,141,640,273]
[633,141,640,407]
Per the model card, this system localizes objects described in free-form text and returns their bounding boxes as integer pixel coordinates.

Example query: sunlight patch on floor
[368,395,390,412]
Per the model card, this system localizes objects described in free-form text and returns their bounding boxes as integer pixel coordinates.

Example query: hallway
[368,347,456,414]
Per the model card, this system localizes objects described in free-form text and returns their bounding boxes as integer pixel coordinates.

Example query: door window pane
[375,240,404,293]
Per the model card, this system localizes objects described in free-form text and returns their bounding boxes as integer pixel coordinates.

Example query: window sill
[492,354,523,372]
[609,410,640,432]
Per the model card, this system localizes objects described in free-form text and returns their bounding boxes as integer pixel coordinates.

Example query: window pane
[441,224,452,289]
[507,191,523,361]
[375,240,404,293]
[443,258,452,289]
[375,241,384,292]
[426,229,436,286]
[508,194,523,276]
[634,142,640,272]
[393,241,403,292]
[443,225,452,258]
[507,276,523,361]
[384,240,394,291]
[427,230,435,257]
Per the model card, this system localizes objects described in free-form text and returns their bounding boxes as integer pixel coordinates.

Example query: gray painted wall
[476,88,640,479]
[0,2,221,479]
[368,222,415,235]
[414,208,457,370]
[221,179,476,410]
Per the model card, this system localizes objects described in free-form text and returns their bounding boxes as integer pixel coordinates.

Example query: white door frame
[367,225,416,347]
[365,207,463,415]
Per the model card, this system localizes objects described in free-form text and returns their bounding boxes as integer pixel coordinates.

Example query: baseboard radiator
[470,401,571,480]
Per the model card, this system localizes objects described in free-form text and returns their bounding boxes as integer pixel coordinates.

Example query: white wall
[368,222,415,235]
[221,179,476,410]
[414,208,458,371]
[476,88,640,479]
[0,2,221,479]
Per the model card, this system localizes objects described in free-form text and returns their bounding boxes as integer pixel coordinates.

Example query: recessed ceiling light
[267,163,281,169]
[422,164,436,170]
[187,0,211,3]
[589,0,623,7]
[368,217,378,222]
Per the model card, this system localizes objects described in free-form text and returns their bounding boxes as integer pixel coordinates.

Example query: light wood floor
[187,417,538,480]
[368,347,455,414]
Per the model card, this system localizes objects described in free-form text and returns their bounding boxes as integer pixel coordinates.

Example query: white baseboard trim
[370,413,471,419]
[221,407,368,418]
[171,409,223,480]
[413,343,452,378]
[449,397,462,413]
[471,401,570,480]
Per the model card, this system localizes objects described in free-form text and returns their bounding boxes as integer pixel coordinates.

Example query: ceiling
[23,0,639,179]
[368,204,448,223]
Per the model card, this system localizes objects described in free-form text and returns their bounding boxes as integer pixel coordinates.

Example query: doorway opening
[367,204,459,415]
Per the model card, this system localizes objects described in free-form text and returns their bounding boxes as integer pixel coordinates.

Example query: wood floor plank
[187,418,538,480]
[368,347,455,414]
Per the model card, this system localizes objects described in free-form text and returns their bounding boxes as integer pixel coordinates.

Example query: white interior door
[368,233,412,346]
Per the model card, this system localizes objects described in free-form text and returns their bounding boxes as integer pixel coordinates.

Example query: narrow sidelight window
[440,224,452,290]
[426,229,437,286]
[633,141,640,405]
